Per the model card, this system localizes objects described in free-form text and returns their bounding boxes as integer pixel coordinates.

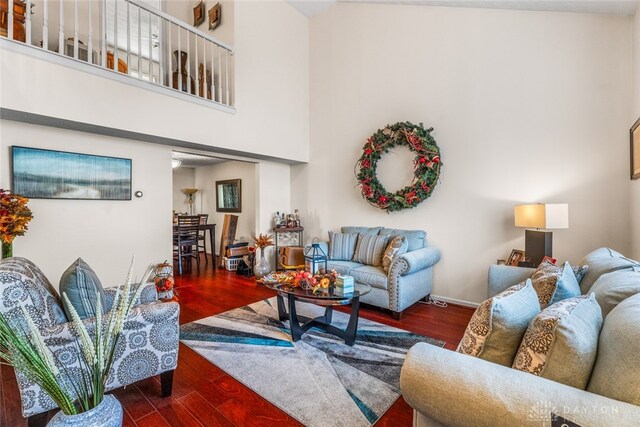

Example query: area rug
[179,297,445,427]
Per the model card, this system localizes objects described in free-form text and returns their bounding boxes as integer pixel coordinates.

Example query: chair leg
[202,238,208,265]
[27,412,48,427]
[177,244,183,275]
[160,370,174,397]
[392,310,403,321]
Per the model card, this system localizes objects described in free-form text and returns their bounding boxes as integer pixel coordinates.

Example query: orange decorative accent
[106,51,128,74]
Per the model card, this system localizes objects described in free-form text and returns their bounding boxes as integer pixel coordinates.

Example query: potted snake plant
[0,259,144,427]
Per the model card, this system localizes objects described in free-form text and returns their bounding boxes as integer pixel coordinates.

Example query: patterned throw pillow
[328,232,359,261]
[382,236,408,272]
[59,258,107,320]
[457,280,540,366]
[513,294,603,389]
[530,260,581,309]
[572,265,589,284]
[352,234,390,267]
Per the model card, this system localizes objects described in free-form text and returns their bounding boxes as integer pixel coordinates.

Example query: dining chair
[173,215,201,275]
[197,214,209,264]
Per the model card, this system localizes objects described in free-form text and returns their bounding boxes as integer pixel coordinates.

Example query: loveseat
[0,257,180,426]
[316,226,441,319]
[400,248,640,426]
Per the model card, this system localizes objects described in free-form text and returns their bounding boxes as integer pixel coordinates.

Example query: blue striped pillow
[59,258,107,320]
[352,234,390,266]
[329,232,359,261]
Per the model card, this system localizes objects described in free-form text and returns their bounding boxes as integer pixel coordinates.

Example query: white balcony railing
[1,0,234,108]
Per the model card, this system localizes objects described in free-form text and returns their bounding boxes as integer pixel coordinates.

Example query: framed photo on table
[631,116,640,180]
[506,249,525,267]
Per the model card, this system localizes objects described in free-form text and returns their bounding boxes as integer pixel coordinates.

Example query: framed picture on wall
[216,179,241,212]
[193,1,205,27]
[11,146,132,200]
[208,3,221,31]
[631,116,640,180]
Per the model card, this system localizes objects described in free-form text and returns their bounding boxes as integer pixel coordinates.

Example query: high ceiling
[287,0,638,17]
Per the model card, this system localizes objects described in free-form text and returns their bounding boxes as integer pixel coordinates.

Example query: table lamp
[514,203,569,266]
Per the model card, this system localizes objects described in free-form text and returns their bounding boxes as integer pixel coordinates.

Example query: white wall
[296,4,633,304]
[0,0,309,163]
[194,160,257,254]
[172,167,195,212]
[0,120,173,289]
[631,1,640,260]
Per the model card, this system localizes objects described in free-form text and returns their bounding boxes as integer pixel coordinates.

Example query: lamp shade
[514,204,569,229]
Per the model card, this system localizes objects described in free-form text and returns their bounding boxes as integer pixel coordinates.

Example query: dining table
[173,222,217,266]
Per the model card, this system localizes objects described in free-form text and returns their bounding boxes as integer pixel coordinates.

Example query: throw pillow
[578,247,640,294]
[59,258,107,320]
[571,264,589,284]
[352,234,390,267]
[512,294,603,389]
[589,270,640,317]
[328,232,359,261]
[457,280,540,366]
[530,260,581,309]
[382,236,408,272]
[587,292,640,405]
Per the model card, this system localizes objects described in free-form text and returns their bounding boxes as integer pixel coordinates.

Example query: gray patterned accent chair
[0,257,180,427]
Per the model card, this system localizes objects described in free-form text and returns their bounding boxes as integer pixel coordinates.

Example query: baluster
[58,0,63,53]
[137,5,141,76]
[42,0,48,50]
[114,0,118,68]
[186,27,191,94]
[73,0,78,59]
[126,0,130,73]
[88,0,93,63]
[177,26,181,92]
[158,19,164,86]
[210,42,216,101]
[148,11,153,81]
[202,38,207,99]
[25,0,31,45]
[195,35,199,97]
[225,50,229,105]
[101,0,107,67]
[217,45,222,102]
[167,21,172,88]
[8,0,13,41]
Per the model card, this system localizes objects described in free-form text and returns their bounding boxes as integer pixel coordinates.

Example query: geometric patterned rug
[179,297,445,426]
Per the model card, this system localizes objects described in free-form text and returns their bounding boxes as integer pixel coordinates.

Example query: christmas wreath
[355,122,442,212]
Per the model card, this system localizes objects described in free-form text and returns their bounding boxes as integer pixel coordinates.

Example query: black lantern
[304,241,327,274]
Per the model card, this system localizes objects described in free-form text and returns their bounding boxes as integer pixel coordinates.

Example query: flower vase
[254,249,271,279]
[47,395,123,427]
[1,242,12,259]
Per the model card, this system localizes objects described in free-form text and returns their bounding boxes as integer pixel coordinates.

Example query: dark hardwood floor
[0,260,475,427]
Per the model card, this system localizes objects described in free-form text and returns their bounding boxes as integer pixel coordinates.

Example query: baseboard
[430,294,479,308]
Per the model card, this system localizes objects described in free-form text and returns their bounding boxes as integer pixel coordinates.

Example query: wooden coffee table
[264,282,371,346]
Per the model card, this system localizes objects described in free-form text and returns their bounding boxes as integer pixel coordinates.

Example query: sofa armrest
[487,265,535,297]
[391,246,441,276]
[400,343,640,427]
[104,282,158,311]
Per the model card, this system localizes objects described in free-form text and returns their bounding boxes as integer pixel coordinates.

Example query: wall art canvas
[11,146,132,200]
[631,117,640,180]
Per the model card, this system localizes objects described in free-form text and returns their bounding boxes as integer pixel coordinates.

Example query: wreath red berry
[355,122,442,212]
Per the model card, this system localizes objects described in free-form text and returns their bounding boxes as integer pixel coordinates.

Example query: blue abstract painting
[11,146,132,200]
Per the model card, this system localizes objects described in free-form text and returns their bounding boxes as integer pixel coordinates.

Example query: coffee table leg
[324,306,333,324]
[344,296,361,346]
[276,294,287,322]
[288,293,303,342]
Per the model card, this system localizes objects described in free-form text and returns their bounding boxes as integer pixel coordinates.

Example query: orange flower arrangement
[0,189,33,245]
[252,233,274,249]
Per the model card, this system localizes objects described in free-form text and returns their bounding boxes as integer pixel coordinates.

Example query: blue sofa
[315,226,441,319]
